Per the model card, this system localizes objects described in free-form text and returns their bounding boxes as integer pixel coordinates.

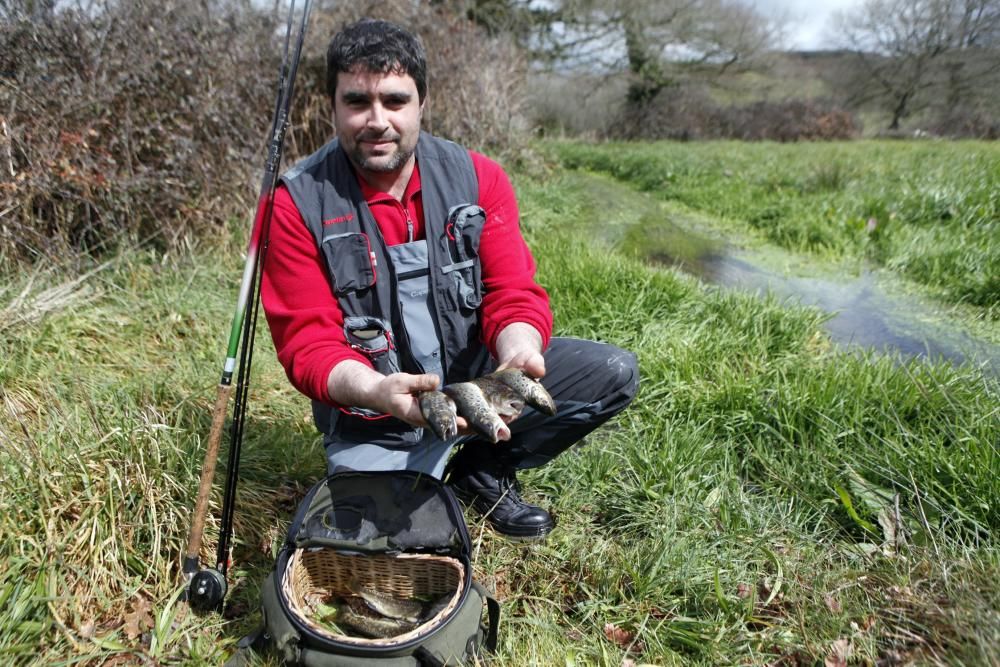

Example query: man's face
[333,67,423,177]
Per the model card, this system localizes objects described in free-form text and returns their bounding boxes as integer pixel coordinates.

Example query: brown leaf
[123,597,154,640]
[824,638,851,667]
[603,623,645,655]
[649,606,670,619]
[824,594,842,613]
[604,622,634,649]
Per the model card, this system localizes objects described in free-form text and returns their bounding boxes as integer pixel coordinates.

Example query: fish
[417,389,458,440]
[350,577,425,623]
[443,374,523,443]
[489,368,557,417]
[419,369,557,444]
[326,580,454,639]
[337,595,421,639]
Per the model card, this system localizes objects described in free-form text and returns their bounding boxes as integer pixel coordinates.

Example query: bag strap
[413,646,446,667]
[472,580,500,653]
[221,623,271,667]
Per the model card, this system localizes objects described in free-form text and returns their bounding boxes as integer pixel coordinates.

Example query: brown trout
[419,369,556,443]
[489,368,557,416]
[319,581,453,639]
[337,595,420,638]
[443,376,520,443]
[350,578,425,623]
[417,389,459,440]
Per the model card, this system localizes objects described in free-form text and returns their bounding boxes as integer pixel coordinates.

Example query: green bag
[257,471,499,666]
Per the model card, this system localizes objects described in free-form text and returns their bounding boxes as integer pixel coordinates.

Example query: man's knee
[602,344,639,407]
[554,337,638,405]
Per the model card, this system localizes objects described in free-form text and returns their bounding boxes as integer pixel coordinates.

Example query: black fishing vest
[281,132,490,434]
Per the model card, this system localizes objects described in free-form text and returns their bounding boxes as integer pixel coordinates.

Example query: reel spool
[187,567,229,612]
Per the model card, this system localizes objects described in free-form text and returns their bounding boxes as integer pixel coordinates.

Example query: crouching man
[261,18,638,541]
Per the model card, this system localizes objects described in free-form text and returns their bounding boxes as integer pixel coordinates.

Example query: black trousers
[456,337,640,470]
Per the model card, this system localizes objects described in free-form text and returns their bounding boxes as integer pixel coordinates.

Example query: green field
[547,140,1000,317]
[1,141,998,665]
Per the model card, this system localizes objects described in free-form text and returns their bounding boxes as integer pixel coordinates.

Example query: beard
[349,132,417,173]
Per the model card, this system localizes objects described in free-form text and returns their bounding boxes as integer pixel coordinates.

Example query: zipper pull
[404,208,414,243]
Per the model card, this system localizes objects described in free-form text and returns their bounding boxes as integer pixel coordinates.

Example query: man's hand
[368,372,442,426]
[495,322,546,379]
[327,360,439,427]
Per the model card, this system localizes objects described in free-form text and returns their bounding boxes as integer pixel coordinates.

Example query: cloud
[755,0,863,50]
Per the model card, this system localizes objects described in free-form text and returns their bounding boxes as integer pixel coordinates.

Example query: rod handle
[183,382,233,571]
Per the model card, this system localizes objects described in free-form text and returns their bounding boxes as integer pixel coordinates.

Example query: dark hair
[326,18,427,102]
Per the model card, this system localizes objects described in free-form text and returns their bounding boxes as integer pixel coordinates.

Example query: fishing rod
[184,0,312,612]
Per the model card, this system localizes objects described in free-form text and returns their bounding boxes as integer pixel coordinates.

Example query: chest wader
[282,134,491,476]
[390,240,443,381]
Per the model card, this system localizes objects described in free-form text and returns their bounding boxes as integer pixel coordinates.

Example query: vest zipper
[404,207,414,243]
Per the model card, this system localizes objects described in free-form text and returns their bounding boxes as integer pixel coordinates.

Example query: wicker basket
[282,548,465,647]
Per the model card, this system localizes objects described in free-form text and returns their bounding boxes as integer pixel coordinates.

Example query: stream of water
[641,218,1000,378]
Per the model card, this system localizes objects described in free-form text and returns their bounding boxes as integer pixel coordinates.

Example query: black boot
[446,447,554,540]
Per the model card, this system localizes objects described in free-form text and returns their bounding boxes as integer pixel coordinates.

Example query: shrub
[925,109,1000,140]
[609,87,860,142]
[0,0,281,265]
[718,99,859,141]
[0,0,529,266]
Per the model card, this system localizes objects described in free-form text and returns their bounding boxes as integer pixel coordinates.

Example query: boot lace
[497,473,522,503]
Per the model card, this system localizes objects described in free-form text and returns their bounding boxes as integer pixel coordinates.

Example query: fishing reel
[186,566,228,612]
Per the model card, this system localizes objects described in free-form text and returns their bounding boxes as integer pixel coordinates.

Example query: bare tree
[0,0,57,21]
[832,0,1000,130]
[543,0,784,104]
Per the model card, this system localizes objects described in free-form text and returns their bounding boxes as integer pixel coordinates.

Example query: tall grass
[0,250,323,663]
[0,153,997,665]
[546,140,1000,316]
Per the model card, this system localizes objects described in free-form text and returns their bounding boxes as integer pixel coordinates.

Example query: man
[261,18,638,541]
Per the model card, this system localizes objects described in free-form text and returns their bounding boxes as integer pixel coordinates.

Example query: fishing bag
[258,470,499,666]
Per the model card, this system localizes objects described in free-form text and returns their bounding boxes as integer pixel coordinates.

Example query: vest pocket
[322,232,376,295]
[343,316,400,375]
[442,262,481,311]
[443,204,485,311]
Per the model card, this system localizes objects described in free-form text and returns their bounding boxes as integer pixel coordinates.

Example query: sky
[756,0,865,50]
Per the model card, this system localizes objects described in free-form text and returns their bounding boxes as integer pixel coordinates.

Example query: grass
[1,142,998,665]
[544,140,1000,317]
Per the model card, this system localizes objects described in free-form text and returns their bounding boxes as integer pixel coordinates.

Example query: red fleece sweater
[261,150,552,406]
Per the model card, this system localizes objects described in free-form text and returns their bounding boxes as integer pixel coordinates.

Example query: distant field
[546,140,1000,317]
[0,141,997,665]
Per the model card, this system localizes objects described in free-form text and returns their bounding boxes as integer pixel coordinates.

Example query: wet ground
[666,245,998,376]
[564,169,999,377]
